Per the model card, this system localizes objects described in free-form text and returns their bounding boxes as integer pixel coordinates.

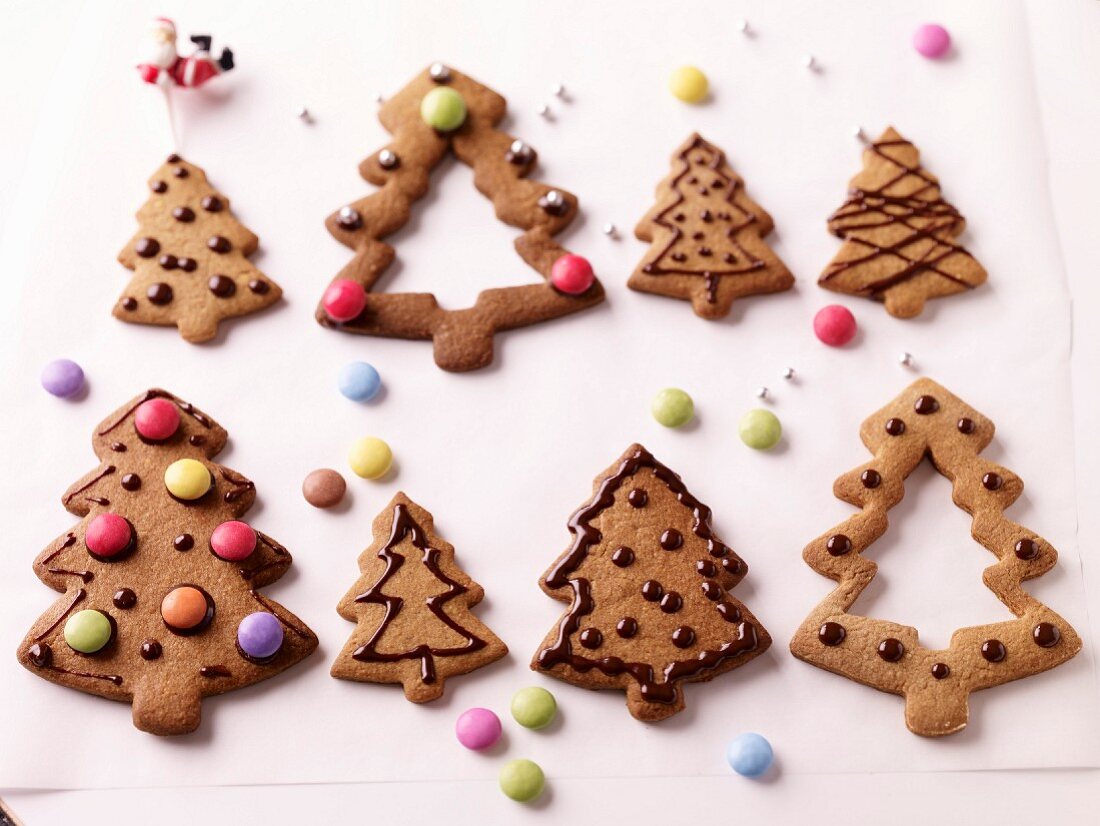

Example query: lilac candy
[41,359,85,398]
[237,611,284,660]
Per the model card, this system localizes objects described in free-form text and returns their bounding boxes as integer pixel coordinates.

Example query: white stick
[162,85,180,152]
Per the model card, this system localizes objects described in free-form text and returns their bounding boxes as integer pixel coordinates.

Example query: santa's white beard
[145,40,177,69]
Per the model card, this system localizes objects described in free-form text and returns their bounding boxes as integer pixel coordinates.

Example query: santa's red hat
[152,17,176,35]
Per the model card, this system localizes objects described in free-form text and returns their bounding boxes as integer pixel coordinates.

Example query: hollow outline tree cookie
[790,378,1081,737]
[116,155,282,342]
[629,133,794,319]
[818,127,987,318]
[332,492,507,701]
[533,444,771,721]
[16,389,317,735]
[315,63,604,372]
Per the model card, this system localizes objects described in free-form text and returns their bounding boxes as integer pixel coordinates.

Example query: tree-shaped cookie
[332,493,507,701]
[316,63,605,372]
[818,127,987,318]
[17,389,317,735]
[790,378,1081,736]
[629,133,794,319]
[533,444,771,721]
[116,155,282,342]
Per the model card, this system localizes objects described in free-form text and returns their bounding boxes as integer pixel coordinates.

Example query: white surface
[3,0,1100,820]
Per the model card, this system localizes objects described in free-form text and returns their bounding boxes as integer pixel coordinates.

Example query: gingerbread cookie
[532,444,771,721]
[332,493,507,701]
[818,127,987,318]
[116,155,282,342]
[629,133,794,319]
[790,378,1081,736]
[17,389,317,735]
[316,63,605,372]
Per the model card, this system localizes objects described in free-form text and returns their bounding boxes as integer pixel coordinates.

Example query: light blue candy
[338,362,381,402]
[726,732,773,777]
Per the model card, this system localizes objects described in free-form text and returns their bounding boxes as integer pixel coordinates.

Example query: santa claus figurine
[136,17,234,89]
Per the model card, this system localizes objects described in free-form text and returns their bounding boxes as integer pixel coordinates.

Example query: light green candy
[420,87,467,132]
[511,685,557,729]
[64,609,113,654]
[651,388,694,428]
[738,408,782,450]
[499,758,545,803]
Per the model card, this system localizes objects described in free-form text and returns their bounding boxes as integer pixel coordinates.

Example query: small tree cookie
[17,389,317,735]
[818,127,987,318]
[316,63,604,372]
[629,133,794,319]
[790,378,1081,736]
[533,444,771,721]
[332,493,507,701]
[115,155,282,342]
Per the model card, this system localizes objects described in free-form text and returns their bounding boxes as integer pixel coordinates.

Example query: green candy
[511,685,557,729]
[499,758,545,803]
[64,609,113,654]
[738,408,782,450]
[651,388,694,428]
[420,87,467,132]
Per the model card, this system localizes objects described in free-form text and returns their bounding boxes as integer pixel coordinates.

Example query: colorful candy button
[739,409,782,450]
[726,732,774,777]
[237,611,284,660]
[64,610,113,654]
[420,86,467,132]
[339,361,382,402]
[668,65,709,103]
[161,586,212,633]
[913,23,951,59]
[210,520,257,561]
[302,469,347,508]
[85,513,133,559]
[323,278,368,323]
[455,707,503,751]
[349,436,392,479]
[511,685,557,729]
[813,304,857,347]
[499,759,545,803]
[550,254,595,295]
[134,397,181,441]
[164,459,211,500]
[40,359,85,398]
[651,388,694,428]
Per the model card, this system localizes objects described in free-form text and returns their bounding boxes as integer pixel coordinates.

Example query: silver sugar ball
[603,223,617,237]
[296,105,312,122]
[899,352,914,367]
[429,62,451,82]
[538,103,551,118]
[553,83,566,98]
[782,367,795,380]
[803,54,817,69]
[545,189,564,207]
[736,19,749,33]
[755,386,769,400]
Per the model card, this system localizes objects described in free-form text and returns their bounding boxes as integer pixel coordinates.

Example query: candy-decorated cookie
[17,389,317,735]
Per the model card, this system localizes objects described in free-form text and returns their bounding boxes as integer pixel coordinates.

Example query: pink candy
[813,305,857,347]
[455,707,502,750]
[323,279,368,322]
[86,513,133,558]
[550,254,595,296]
[210,520,257,561]
[913,23,951,59]
[134,398,180,441]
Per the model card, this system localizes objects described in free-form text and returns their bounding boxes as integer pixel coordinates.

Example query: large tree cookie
[790,378,1081,736]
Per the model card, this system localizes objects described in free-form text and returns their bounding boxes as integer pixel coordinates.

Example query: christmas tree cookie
[819,127,987,318]
[629,133,794,319]
[533,444,771,721]
[17,389,317,735]
[332,493,507,701]
[316,63,604,372]
[116,155,282,342]
[790,378,1081,736]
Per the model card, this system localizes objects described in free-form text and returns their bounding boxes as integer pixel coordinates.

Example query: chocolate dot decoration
[172,166,189,178]
[659,592,683,613]
[579,628,603,649]
[627,488,648,508]
[641,580,664,602]
[189,434,207,447]
[201,195,224,212]
[700,209,713,222]
[172,206,196,223]
[151,180,168,193]
[659,529,683,550]
[135,237,160,258]
[113,588,137,609]
[826,534,852,556]
[914,395,940,415]
[696,559,718,577]
[1015,538,1039,560]
[249,279,270,295]
[158,254,178,270]
[716,602,741,623]
[721,556,745,575]
[616,617,638,638]
[818,621,846,646]
[120,297,138,312]
[166,153,181,163]
[671,626,696,648]
[28,642,52,668]
[861,469,882,489]
[981,639,1006,662]
[208,275,237,298]
[885,417,906,436]
[877,638,905,662]
[173,533,195,552]
[178,257,197,272]
[121,473,141,491]
[957,417,976,434]
[207,235,232,253]
[140,640,162,661]
[147,283,173,305]
[701,581,723,601]
[611,546,635,568]
[1033,622,1061,648]
[982,472,1003,491]
[931,662,951,680]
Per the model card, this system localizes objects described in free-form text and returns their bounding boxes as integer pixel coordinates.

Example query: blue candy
[338,362,381,402]
[726,732,773,777]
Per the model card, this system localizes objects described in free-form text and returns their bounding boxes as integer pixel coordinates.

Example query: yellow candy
[164,458,212,500]
[349,437,392,480]
[669,65,709,103]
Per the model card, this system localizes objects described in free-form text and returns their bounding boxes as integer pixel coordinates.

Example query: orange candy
[161,586,210,630]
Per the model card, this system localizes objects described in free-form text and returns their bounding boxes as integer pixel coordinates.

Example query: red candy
[550,254,595,296]
[134,398,181,441]
[813,305,858,347]
[323,279,368,322]
[210,520,257,561]
[86,513,133,558]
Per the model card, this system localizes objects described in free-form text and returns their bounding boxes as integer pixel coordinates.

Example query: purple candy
[41,359,85,398]
[237,611,284,660]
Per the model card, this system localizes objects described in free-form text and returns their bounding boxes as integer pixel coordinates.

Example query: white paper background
[1,0,1097,792]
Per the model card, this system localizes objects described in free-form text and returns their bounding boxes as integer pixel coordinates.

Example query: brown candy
[302,468,347,509]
